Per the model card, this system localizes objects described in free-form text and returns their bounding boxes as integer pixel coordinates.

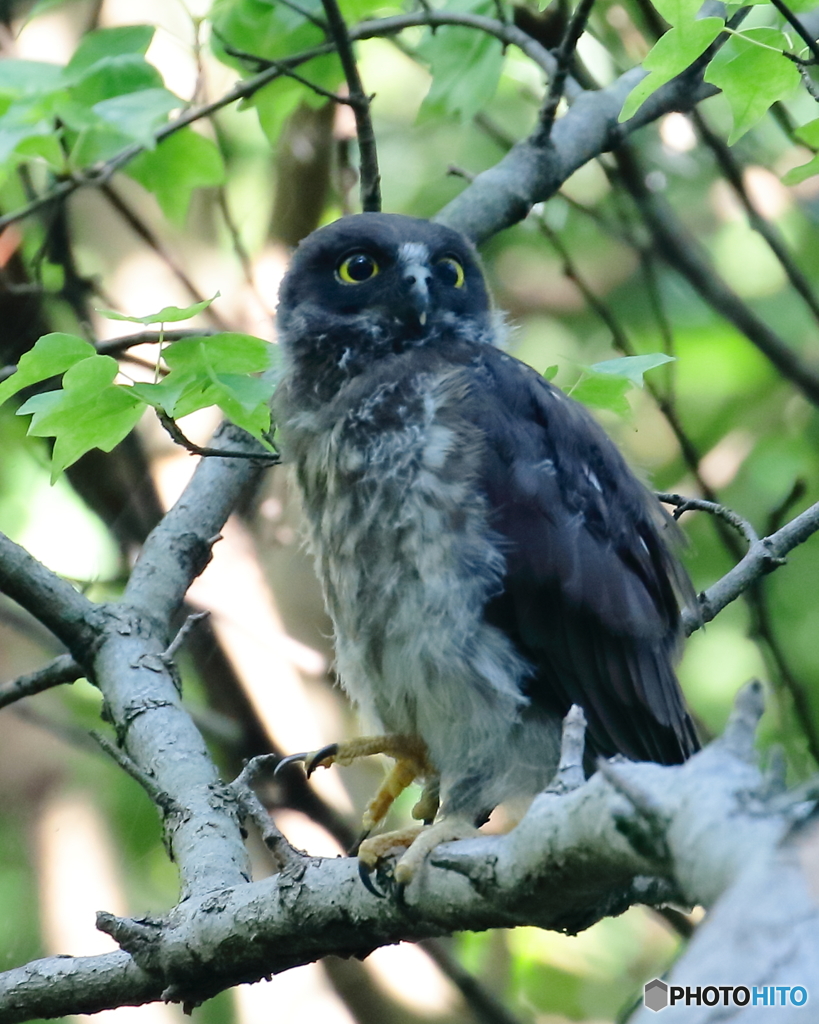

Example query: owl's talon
[274,743,340,779]
[304,742,339,777]
[358,858,387,898]
[274,751,310,776]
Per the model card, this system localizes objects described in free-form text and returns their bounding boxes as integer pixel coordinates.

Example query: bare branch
[156,411,280,463]
[321,0,381,211]
[769,0,819,63]
[612,144,819,408]
[657,493,760,547]
[0,653,83,710]
[692,109,819,330]
[692,499,819,631]
[0,532,102,660]
[535,0,597,140]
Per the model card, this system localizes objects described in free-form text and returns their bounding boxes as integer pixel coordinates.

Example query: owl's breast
[281,358,531,747]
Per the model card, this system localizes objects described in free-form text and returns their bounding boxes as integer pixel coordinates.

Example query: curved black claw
[358,858,387,898]
[357,854,409,904]
[274,751,309,776]
[304,742,339,778]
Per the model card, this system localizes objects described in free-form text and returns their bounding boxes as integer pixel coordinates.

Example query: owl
[275,213,698,881]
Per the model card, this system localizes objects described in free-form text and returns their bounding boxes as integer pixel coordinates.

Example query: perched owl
[275,213,698,876]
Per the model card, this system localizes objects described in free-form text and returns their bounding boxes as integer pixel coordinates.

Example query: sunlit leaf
[67,54,165,107]
[704,29,799,144]
[126,129,226,223]
[91,88,179,148]
[163,333,275,374]
[418,1,504,121]
[588,353,675,387]
[620,18,724,122]
[568,375,631,416]
[64,25,155,78]
[16,356,144,480]
[0,333,95,406]
[0,60,63,96]
[96,295,220,325]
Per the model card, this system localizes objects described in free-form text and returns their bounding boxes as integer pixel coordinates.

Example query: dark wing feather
[467,347,699,765]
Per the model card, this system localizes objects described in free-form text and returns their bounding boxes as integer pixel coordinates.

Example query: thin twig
[769,0,819,63]
[657,493,760,547]
[217,34,358,106]
[157,411,280,463]
[611,144,819,408]
[321,0,381,211]
[230,755,305,870]
[96,329,213,357]
[692,109,819,329]
[535,0,597,141]
[690,498,819,631]
[0,9,562,235]
[0,654,84,710]
[164,611,210,663]
[90,730,181,814]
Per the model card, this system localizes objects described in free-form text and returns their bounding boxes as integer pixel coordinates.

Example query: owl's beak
[401,263,432,329]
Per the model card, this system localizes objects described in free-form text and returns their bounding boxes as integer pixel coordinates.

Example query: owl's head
[278,213,490,331]
[275,215,495,401]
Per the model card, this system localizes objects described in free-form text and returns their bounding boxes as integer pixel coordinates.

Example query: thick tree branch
[2,684,812,1023]
[0,533,103,661]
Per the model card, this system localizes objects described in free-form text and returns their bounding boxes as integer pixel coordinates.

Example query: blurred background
[1,0,818,1021]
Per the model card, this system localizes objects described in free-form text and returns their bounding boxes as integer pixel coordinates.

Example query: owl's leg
[358,817,480,887]
[276,734,436,834]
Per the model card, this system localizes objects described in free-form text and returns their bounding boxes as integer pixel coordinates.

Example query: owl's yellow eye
[337,252,379,284]
[435,257,465,288]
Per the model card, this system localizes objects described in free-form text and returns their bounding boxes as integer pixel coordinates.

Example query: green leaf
[14,131,65,171]
[588,353,675,387]
[125,128,225,223]
[704,28,800,143]
[568,375,631,416]
[543,365,559,382]
[620,18,724,122]
[0,60,63,97]
[782,153,819,186]
[64,25,155,77]
[16,355,144,480]
[418,2,504,121]
[0,333,95,406]
[96,295,219,324]
[134,333,277,438]
[795,117,819,148]
[653,0,710,26]
[163,333,274,374]
[68,123,132,167]
[91,88,179,148]
[67,54,165,107]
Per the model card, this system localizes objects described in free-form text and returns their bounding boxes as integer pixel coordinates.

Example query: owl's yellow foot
[358,818,480,891]
[276,734,438,834]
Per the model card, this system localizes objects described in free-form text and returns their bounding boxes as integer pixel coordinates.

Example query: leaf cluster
[0,300,277,480]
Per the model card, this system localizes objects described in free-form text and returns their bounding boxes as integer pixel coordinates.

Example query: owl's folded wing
[470,349,699,765]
